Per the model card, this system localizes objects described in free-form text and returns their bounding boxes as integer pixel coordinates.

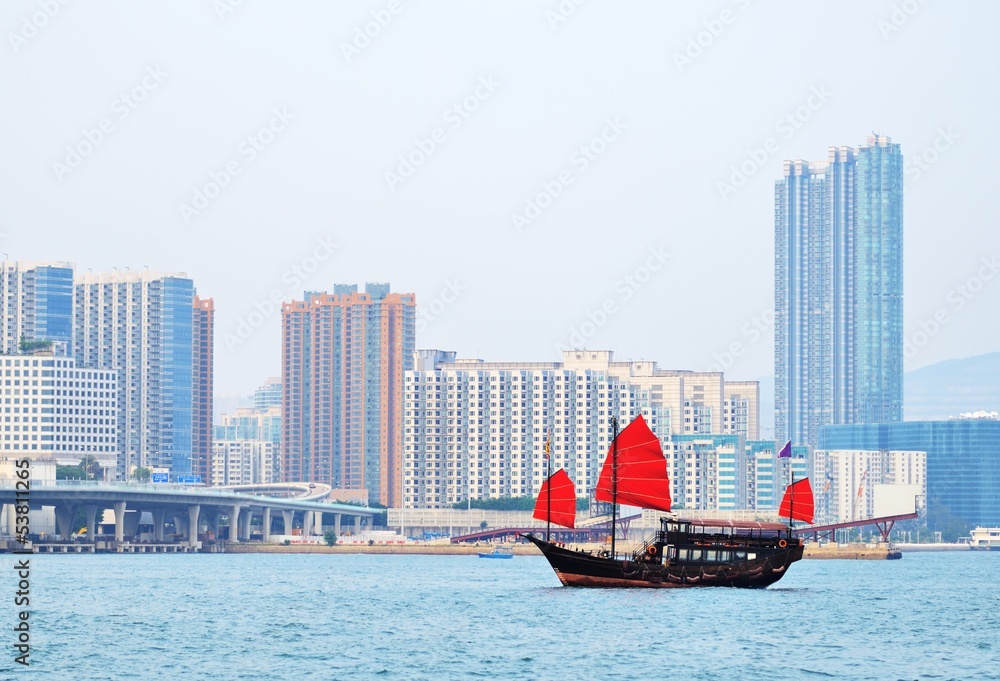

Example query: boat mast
[545,429,552,543]
[789,465,795,540]
[611,415,619,559]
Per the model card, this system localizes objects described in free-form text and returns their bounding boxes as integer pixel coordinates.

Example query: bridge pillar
[282,510,293,536]
[302,511,312,536]
[334,513,342,536]
[354,515,361,535]
[113,502,126,543]
[55,504,76,539]
[4,505,15,537]
[152,508,166,542]
[229,506,242,542]
[314,511,323,536]
[262,508,272,542]
[85,505,99,540]
[173,514,188,541]
[124,508,141,540]
[239,509,252,541]
[187,505,201,547]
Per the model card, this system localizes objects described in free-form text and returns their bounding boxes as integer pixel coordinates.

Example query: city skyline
[2,2,997,402]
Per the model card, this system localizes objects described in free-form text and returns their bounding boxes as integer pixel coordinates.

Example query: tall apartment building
[403,350,761,509]
[0,354,118,474]
[210,440,277,486]
[75,271,206,479]
[812,449,926,524]
[191,296,214,484]
[775,135,903,448]
[0,260,74,357]
[215,406,281,443]
[254,376,281,410]
[282,283,415,506]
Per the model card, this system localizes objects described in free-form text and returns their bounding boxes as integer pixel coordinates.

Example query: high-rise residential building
[75,271,197,479]
[812,448,925,524]
[403,350,761,509]
[0,353,118,474]
[211,440,277,486]
[191,296,214,484]
[254,376,281,410]
[0,260,75,357]
[215,406,282,443]
[282,283,415,506]
[775,134,903,448]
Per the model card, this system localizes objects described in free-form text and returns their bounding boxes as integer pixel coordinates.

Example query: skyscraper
[0,260,75,356]
[775,135,902,448]
[282,283,415,506]
[192,296,215,483]
[75,271,197,478]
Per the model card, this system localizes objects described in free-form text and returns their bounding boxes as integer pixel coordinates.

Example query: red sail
[533,468,577,529]
[779,478,815,524]
[595,415,672,512]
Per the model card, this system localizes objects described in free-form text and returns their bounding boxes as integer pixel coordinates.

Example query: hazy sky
[2,1,997,402]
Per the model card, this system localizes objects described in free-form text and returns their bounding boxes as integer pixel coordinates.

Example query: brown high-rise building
[281,283,415,506]
[192,296,215,484]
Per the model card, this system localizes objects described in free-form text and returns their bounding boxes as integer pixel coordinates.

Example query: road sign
[152,472,169,483]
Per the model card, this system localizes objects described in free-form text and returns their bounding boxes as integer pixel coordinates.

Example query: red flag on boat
[595,414,672,512]
[533,468,577,529]
[779,478,815,524]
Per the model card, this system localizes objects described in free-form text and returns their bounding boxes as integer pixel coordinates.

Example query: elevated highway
[0,480,375,548]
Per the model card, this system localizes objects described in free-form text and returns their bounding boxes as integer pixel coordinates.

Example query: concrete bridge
[0,480,375,548]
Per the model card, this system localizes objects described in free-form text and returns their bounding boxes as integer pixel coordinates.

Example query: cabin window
[747,553,756,560]
[704,550,718,562]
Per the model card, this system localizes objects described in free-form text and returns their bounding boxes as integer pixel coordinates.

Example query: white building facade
[210,440,277,486]
[403,350,761,509]
[812,449,926,524]
[0,354,118,473]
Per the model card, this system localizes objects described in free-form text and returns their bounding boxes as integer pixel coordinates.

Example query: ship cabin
[636,518,800,566]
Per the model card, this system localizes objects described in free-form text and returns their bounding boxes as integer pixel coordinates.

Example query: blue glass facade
[854,142,904,424]
[775,136,903,448]
[820,420,1000,529]
[161,278,194,475]
[34,265,74,355]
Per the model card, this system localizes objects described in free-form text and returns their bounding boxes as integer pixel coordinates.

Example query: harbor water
[3,551,997,680]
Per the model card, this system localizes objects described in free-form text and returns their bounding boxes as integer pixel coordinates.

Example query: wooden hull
[525,534,803,589]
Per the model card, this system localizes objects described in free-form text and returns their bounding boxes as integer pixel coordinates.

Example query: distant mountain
[753,353,1000,431]
[904,352,1000,421]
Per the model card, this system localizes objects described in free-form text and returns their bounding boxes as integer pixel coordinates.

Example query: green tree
[79,455,103,480]
[480,520,488,531]
[57,465,86,480]
[132,467,152,482]
[323,530,338,546]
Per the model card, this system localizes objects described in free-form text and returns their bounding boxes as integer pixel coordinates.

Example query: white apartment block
[403,350,761,509]
[0,355,118,473]
[210,440,278,486]
[813,449,926,524]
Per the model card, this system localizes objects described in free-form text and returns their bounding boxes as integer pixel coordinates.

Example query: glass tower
[0,261,75,356]
[75,272,196,479]
[775,135,903,448]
